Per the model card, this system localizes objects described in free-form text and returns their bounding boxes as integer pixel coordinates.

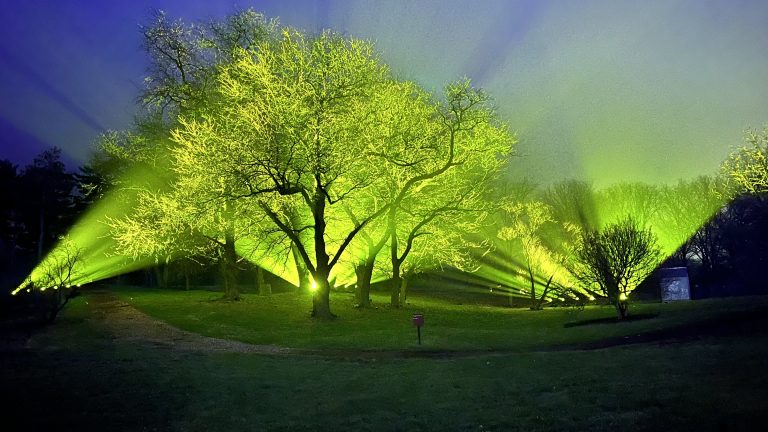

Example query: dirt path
[83,290,508,359]
[85,290,297,355]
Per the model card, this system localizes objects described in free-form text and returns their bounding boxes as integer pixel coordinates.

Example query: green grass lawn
[3,291,768,431]
[116,286,768,351]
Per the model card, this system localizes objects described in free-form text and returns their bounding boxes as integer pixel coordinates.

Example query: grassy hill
[2,287,767,431]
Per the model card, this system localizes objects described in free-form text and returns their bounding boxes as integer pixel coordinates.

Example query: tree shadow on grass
[563,313,659,328]
[553,309,768,351]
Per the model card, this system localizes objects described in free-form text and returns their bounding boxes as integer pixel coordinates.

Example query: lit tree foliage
[498,201,556,309]
[171,29,395,318]
[397,194,501,306]
[384,80,515,307]
[571,217,661,319]
[141,9,278,115]
[340,79,439,307]
[97,126,186,288]
[102,10,282,298]
[597,182,661,229]
[496,193,584,308]
[722,126,768,195]
[108,190,219,291]
[18,237,83,323]
[100,10,515,316]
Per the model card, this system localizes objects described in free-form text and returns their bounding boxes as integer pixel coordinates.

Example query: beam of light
[0,45,106,132]
[235,237,301,287]
[12,166,164,294]
[460,0,547,86]
[472,177,729,301]
[235,233,366,289]
[13,2,758,299]
[0,116,60,167]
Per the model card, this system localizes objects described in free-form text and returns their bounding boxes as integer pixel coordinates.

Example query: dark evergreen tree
[19,148,76,260]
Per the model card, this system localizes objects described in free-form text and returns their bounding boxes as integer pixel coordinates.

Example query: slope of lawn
[115,286,768,351]
[3,292,768,431]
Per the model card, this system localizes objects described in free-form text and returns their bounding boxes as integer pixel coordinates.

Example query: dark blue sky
[2,1,768,186]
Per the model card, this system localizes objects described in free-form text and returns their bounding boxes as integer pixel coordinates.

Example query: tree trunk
[533,275,554,310]
[615,299,629,320]
[162,258,170,288]
[153,265,164,288]
[399,273,410,306]
[390,265,402,307]
[291,242,310,291]
[310,190,334,319]
[528,263,537,310]
[311,267,334,319]
[184,265,190,291]
[354,258,374,308]
[220,199,240,301]
[256,266,271,296]
[220,238,240,301]
[287,208,311,292]
[390,224,402,308]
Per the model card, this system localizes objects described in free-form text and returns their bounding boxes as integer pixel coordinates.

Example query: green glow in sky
[314,0,768,187]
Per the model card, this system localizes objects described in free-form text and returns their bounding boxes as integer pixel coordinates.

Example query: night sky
[2,0,767,186]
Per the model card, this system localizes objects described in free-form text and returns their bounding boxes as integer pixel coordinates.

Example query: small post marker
[412,313,424,345]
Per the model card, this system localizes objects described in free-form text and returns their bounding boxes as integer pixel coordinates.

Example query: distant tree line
[486,156,768,317]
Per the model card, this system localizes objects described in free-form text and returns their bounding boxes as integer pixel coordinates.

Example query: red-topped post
[412,313,424,345]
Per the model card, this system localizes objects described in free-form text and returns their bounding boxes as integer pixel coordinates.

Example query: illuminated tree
[340,79,441,308]
[717,125,768,286]
[397,209,489,305]
[722,126,768,195]
[385,80,514,307]
[141,9,278,116]
[171,30,394,318]
[597,182,661,229]
[542,180,598,232]
[344,208,389,308]
[108,190,230,293]
[495,189,585,309]
[571,217,661,319]
[104,123,284,299]
[20,237,83,323]
[97,127,186,288]
[100,10,282,297]
[658,176,725,266]
[498,201,556,309]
